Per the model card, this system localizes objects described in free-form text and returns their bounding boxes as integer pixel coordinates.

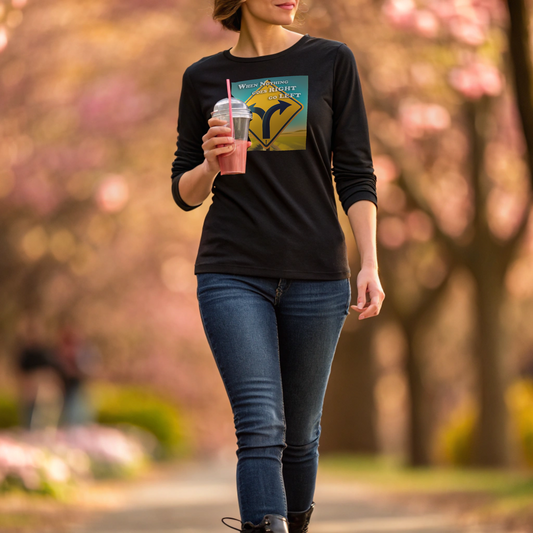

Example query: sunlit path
[71,460,502,533]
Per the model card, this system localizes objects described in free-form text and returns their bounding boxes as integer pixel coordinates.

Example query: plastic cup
[212,97,252,175]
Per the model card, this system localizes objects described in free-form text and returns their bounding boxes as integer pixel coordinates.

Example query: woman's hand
[202,117,253,173]
[201,117,236,174]
[177,118,252,207]
[351,265,385,320]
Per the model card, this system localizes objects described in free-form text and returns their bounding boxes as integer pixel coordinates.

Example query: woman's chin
[271,15,296,26]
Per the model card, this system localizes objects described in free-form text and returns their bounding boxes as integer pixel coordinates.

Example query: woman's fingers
[351,270,385,320]
[208,117,229,128]
[202,125,232,142]
[351,294,381,320]
[356,280,368,310]
[203,134,234,160]
[203,136,234,151]
[204,143,235,161]
[199,119,235,173]
[202,119,236,162]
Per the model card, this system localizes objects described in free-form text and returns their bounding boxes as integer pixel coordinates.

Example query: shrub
[0,435,73,497]
[507,379,533,468]
[0,396,20,429]
[436,379,533,467]
[434,400,476,466]
[0,426,149,497]
[90,383,189,460]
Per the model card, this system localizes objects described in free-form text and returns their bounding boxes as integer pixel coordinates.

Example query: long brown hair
[213,0,246,32]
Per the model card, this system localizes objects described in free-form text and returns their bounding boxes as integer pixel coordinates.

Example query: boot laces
[222,517,243,531]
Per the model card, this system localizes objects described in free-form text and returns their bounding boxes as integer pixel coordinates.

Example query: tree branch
[507,0,533,190]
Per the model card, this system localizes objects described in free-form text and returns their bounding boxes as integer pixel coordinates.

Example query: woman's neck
[231,23,303,58]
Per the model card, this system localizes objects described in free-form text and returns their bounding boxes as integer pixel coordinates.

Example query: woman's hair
[213,0,246,32]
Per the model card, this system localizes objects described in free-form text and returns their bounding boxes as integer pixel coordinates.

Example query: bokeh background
[1,0,533,500]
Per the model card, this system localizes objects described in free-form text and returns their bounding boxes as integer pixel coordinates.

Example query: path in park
[71,460,503,533]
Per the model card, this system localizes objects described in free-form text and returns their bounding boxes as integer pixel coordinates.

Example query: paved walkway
[72,461,502,533]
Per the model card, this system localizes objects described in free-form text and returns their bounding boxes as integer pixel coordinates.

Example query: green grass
[0,513,39,528]
[319,454,533,519]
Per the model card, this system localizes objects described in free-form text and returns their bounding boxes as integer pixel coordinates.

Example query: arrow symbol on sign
[262,100,291,139]
[248,103,265,119]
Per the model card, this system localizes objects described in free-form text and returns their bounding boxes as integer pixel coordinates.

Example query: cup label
[232,76,308,151]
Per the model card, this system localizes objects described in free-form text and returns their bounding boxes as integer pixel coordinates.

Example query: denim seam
[276,324,288,516]
[344,278,351,316]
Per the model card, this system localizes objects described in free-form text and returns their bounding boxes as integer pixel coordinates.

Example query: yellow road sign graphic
[245,80,304,149]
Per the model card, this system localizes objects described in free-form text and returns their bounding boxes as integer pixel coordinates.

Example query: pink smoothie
[218,139,248,175]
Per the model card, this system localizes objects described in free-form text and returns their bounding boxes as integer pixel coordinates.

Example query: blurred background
[1,0,533,506]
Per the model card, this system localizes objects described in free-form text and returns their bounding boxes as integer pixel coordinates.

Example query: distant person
[55,323,97,427]
[14,316,59,429]
[170,1,384,532]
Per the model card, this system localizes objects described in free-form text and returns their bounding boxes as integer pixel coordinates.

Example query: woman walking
[171,1,384,531]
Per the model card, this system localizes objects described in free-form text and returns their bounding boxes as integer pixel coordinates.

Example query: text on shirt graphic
[231,76,308,151]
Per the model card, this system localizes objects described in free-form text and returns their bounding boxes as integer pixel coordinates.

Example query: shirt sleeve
[170,68,207,211]
[331,44,378,214]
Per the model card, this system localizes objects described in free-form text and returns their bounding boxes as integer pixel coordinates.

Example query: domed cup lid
[212,97,252,119]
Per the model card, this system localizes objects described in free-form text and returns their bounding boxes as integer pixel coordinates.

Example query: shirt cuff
[341,191,378,215]
[171,173,202,212]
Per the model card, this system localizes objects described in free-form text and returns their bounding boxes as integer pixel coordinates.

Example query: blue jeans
[197,273,351,524]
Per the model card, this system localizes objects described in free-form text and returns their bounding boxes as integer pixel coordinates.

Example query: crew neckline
[223,34,310,63]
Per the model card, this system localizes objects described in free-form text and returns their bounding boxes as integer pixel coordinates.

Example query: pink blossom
[449,60,503,99]
[426,104,451,130]
[449,16,486,46]
[382,0,416,29]
[414,10,440,38]
[389,0,503,45]
[399,101,451,138]
[406,210,434,241]
[378,216,408,248]
[487,187,529,240]
[43,456,71,483]
[96,175,129,212]
[428,0,456,22]
[78,77,151,134]
[0,27,8,53]
[0,426,148,493]
[9,169,64,215]
[374,155,399,184]
[62,425,144,466]
[449,67,483,99]
[478,64,503,96]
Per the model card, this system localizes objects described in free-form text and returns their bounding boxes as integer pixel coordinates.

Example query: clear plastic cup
[212,97,252,175]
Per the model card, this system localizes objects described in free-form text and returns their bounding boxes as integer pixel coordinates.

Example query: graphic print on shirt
[232,76,308,151]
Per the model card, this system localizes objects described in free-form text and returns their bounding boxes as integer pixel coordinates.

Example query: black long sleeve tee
[171,35,377,280]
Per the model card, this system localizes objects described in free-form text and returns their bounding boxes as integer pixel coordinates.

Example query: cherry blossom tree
[0,0,238,452]
[310,0,532,466]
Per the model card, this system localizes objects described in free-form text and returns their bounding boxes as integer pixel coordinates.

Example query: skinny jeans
[197,273,350,524]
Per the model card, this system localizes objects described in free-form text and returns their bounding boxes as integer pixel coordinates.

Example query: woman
[171,1,385,531]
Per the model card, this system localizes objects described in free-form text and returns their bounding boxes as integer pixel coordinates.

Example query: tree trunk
[471,246,509,465]
[404,323,431,466]
[465,99,510,466]
[321,312,378,454]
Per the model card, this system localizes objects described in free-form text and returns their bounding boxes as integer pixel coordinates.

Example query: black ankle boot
[288,503,314,533]
[243,514,289,533]
[223,514,289,533]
